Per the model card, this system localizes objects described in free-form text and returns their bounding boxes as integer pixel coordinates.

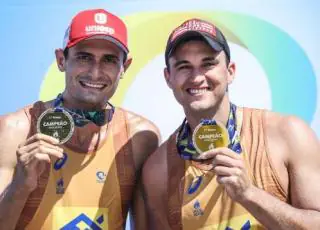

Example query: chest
[178,166,264,230]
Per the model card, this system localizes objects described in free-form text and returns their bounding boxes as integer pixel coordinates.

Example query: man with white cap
[0,9,159,229]
[142,18,320,229]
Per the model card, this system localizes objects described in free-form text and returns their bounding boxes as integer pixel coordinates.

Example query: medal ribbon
[53,93,114,127]
[176,103,242,160]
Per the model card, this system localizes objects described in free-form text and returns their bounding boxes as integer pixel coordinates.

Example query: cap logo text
[171,20,216,41]
[85,25,115,35]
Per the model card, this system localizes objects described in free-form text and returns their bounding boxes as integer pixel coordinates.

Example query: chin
[78,95,105,107]
[187,101,214,113]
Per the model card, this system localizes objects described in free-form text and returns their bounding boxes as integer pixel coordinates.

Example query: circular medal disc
[192,120,229,154]
[37,108,74,144]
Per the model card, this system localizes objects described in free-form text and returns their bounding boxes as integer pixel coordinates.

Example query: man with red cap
[142,18,320,229]
[0,9,159,229]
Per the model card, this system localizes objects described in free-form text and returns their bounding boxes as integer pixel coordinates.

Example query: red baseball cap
[63,9,129,54]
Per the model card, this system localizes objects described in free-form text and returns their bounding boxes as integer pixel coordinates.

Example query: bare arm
[0,112,63,230]
[131,181,148,230]
[142,143,171,230]
[197,113,320,229]
[0,113,32,229]
[238,115,320,229]
[0,170,32,230]
[126,112,161,229]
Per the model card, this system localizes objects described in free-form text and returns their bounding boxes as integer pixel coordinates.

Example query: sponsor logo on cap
[171,20,216,41]
[94,13,107,24]
[85,25,115,35]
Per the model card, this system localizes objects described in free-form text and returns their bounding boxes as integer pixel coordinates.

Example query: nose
[190,69,205,84]
[88,62,102,80]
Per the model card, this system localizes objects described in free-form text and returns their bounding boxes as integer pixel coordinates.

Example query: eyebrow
[174,60,190,68]
[173,56,218,68]
[202,56,218,62]
[74,51,93,57]
[74,52,120,61]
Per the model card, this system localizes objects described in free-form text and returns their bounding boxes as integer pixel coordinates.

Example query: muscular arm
[0,113,31,230]
[126,112,161,229]
[130,181,148,230]
[239,115,320,229]
[142,143,171,230]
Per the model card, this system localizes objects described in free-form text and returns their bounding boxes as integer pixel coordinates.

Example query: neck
[185,95,231,132]
[61,92,107,111]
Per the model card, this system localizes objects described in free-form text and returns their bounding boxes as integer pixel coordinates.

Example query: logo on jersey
[96,171,107,183]
[54,152,68,170]
[56,178,65,194]
[61,213,104,230]
[53,207,108,230]
[187,176,203,195]
[225,220,251,230]
[193,200,204,216]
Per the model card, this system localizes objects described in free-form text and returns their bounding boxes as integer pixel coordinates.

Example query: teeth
[188,88,208,95]
[82,82,105,89]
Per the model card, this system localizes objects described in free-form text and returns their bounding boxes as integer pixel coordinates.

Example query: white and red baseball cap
[63,9,129,54]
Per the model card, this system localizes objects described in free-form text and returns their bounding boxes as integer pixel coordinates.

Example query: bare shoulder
[264,110,320,162]
[120,108,161,170]
[0,106,32,141]
[124,109,161,139]
[263,111,288,145]
[0,106,32,167]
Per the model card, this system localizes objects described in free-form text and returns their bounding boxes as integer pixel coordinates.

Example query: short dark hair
[63,48,69,59]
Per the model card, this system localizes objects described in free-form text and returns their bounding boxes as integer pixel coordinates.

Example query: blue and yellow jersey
[166,108,287,230]
[16,102,135,230]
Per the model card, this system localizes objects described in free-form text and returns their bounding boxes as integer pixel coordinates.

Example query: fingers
[212,154,244,168]
[17,140,63,158]
[214,166,243,177]
[17,133,64,166]
[19,133,59,148]
[202,148,246,184]
[18,143,63,161]
[216,175,237,185]
[23,153,52,165]
[14,134,63,191]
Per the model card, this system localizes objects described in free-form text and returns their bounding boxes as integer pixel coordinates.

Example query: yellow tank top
[167,108,287,230]
[16,102,136,230]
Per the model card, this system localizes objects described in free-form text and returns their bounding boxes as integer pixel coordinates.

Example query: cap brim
[166,31,223,58]
[85,35,129,54]
[66,34,129,54]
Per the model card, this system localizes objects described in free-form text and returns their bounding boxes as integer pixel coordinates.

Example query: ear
[120,56,132,79]
[123,55,132,72]
[164,67,173,89]
[227,61,236,84]
[55,49,66,72]
[120,55,132,79]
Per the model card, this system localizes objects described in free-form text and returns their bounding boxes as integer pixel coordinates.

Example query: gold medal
[37,108,74,144]
[192,120,229,154]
